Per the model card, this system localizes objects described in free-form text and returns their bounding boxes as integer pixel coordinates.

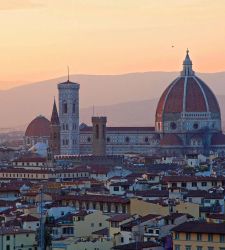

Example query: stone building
[91,116,107,156]
[79,51,225,156]
[58,78,80,155]
[24,51,225,156]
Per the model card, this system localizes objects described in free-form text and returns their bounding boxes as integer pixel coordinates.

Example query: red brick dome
[25,115,50,137]
[155,51,221,133]
[155,76,220,123]
[160,134,183,146]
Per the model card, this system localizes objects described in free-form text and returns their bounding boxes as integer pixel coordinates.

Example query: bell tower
[58,77,80,155]
[92,116,107,156]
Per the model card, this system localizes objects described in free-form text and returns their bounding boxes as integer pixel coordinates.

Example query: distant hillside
[0,71,225,129]
[81,96,225,129]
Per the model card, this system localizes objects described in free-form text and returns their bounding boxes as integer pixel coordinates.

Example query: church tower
[92,116,107,156]
[49,98,60,156]
[58,78,80,155]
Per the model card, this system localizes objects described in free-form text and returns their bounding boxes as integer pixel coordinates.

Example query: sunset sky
[0,0,225,89]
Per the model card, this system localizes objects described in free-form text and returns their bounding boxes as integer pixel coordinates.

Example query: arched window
[125,137,130,143]
[95,125,99,139]
[73,101,76,113]
[102,125,106,138]
[27,138,30,144]
[63,101,67,114]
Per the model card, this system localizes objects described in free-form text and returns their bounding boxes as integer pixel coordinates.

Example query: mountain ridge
[0,71,225,129]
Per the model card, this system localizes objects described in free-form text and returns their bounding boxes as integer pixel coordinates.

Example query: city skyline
[0,0,225,89]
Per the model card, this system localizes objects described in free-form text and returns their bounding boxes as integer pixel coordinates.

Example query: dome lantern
[181,49,195,76]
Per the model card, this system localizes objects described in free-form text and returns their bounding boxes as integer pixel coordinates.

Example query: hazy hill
[0,71,225,129]
[81,96,225,129]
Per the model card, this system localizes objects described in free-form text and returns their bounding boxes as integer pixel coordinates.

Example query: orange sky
[0,0,225,89]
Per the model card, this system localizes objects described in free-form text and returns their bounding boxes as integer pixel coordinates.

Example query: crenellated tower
[92,116,107,156]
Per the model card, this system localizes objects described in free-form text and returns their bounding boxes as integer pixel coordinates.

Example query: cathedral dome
[155,50,221,133]
[25,115,50,137]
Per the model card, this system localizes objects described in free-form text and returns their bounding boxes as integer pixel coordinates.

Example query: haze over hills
[0,71,225,130]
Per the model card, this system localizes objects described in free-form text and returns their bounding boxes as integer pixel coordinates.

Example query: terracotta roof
[55,194,129,204]
[164,213,192,220]
[14,156,46,163]
[108,214,130,222]
[164,77,184,113]
[196,77,220,113]
[134,190,169,198]
[160,134,183,146]
[4,219,21,228]
[211,133,225,145]
[155,75,220,123]
[0,168,52,174]
[172,221,225,234]
[162,175,225,183]
[155,82,174,123]
[89,166,111,175]
[121,214,161,230]
[80,126,155,133]
[147,163,179,172]
[0,227,36,235]
[20,214,39,222]
[187,190,224,199]
[25,115,50,137]
[113,241,160,250]
[74,210,89,217]
[185,77,207,112]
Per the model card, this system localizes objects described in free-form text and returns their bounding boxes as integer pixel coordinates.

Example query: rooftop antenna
[67,66,70,82]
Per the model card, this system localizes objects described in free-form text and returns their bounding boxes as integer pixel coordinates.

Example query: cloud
[0,0,43,11]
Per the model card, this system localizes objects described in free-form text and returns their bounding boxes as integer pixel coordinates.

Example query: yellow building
[73,210,110,238]
[129,198,169,216]
[172,221,225,250]
[129,198,199,218]
[52,236,113,250]
[0,228,37,250]
[174,201,199,218]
